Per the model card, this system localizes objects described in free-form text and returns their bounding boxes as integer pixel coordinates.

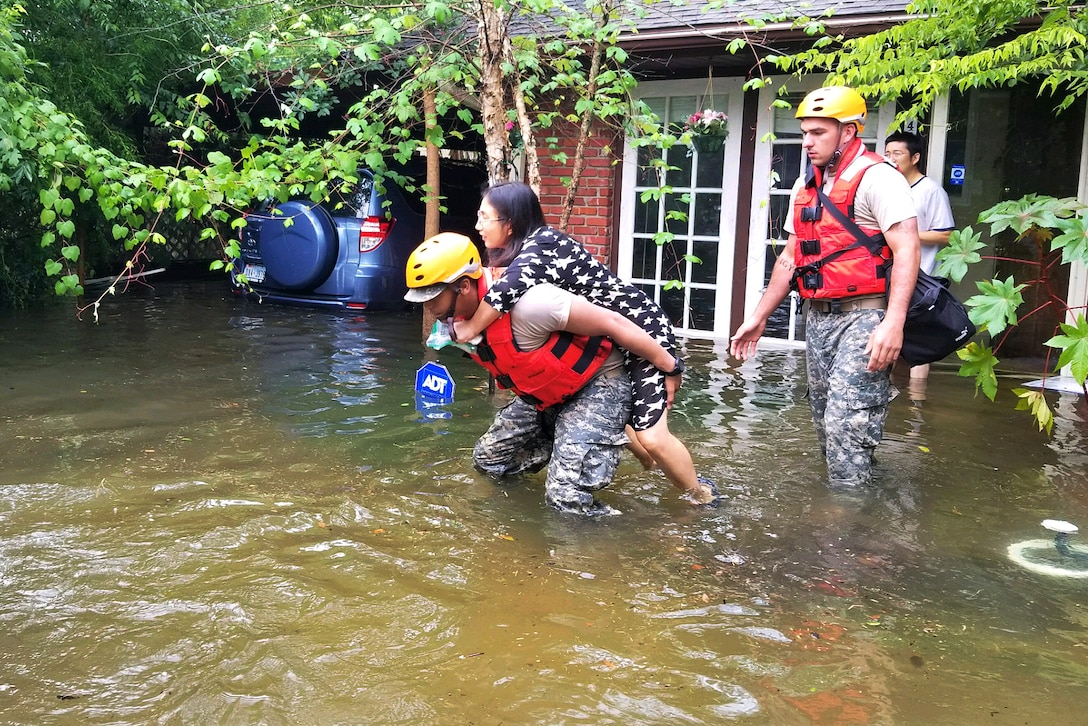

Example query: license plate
[243,264,265,283]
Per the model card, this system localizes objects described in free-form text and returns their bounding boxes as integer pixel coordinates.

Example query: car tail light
[359,215,393,253]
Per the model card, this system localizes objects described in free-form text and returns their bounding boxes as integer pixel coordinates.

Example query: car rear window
[326,174,374,218]
[387,158,489,217]
[323,157,488,219]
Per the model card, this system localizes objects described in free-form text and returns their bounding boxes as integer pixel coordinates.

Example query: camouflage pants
[472,371,632,515]
[806,308,898,488]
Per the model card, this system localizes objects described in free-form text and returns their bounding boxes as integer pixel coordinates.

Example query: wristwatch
[661,356,685,376]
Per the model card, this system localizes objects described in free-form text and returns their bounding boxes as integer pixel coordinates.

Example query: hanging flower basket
[686,109,729,155]
[692,133,727,154]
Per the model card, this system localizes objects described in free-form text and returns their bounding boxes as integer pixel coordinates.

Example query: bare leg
[909,363,930,380]
[625,425,657,470]
[633,413,716,505]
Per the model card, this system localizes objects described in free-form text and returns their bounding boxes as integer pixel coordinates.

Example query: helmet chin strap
[444,282,462,341]
[824,126,852,175]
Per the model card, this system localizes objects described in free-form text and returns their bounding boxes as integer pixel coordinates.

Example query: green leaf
[61,245,80,262]
[1012,388,1054,436]
[39,188,60,209]
[44,259,63,276]
[964,276,1026,336]
[196,68,221,85]
[1049,216,1088,265]
[980,195,1062,236]
[934,226,984,282]
[372,19,401,46]
[206,151,232,168]
[957,341,999,401]
[60,275,82,295]
[1045,314,1088,384]
[352,42,381,61]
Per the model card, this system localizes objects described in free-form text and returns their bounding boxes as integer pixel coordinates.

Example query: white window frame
[1073,96,1088,327]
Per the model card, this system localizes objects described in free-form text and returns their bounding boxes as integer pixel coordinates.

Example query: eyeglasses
[476,211,507,224]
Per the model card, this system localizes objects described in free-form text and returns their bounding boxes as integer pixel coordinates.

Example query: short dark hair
[885,130,926,170]
[481,182,547,267]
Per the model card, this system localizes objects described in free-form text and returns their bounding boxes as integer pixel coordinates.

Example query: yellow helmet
[404,232,482,303]
[796,86,868,133]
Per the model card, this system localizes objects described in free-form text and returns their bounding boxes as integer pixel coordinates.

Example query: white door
[619,78,744,340]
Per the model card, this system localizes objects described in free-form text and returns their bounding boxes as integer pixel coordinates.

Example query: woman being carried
[452,182,719,506]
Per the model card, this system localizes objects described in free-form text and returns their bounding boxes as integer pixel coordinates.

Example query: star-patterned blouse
[483,226,679,430]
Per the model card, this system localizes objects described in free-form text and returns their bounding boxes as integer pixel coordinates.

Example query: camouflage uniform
[473,370,632,516]
[805,308,898,487]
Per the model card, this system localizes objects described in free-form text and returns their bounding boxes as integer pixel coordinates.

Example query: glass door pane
[762,95,806,341]
[942,83,1083,357]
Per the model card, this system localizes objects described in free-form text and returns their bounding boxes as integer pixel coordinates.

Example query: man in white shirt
[885,131,957,381]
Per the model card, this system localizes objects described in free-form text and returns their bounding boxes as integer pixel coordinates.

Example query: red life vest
[792,137,893,299]
[467,277,613,410]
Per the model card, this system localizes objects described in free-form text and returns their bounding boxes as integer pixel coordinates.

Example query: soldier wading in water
[730,86,921,488]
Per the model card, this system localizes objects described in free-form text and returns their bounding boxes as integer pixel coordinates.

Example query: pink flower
[687,109,729,136]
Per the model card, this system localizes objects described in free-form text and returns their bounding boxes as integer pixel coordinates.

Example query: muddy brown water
[1,281,1087,724]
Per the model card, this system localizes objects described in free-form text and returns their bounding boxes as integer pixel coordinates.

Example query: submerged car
[230,160,487,310]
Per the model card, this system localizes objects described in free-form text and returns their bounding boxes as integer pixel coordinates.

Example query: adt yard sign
[415,361,455,403]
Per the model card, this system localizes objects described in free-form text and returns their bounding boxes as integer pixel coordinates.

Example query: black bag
[899,269,976,366]
[815,188,976,366]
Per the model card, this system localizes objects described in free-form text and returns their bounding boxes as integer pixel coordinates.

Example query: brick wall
[534,121,622,267]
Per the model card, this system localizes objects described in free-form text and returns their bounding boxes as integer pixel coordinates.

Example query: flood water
[2,280,1087,725]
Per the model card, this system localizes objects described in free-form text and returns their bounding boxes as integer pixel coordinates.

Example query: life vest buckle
[801,268,823,291]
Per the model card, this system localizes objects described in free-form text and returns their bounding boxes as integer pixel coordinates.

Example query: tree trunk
[477,2,512,184]
[422,85,440,339]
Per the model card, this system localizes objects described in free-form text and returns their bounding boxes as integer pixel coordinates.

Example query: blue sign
[950,164,965,186]
[415,361,456,403]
